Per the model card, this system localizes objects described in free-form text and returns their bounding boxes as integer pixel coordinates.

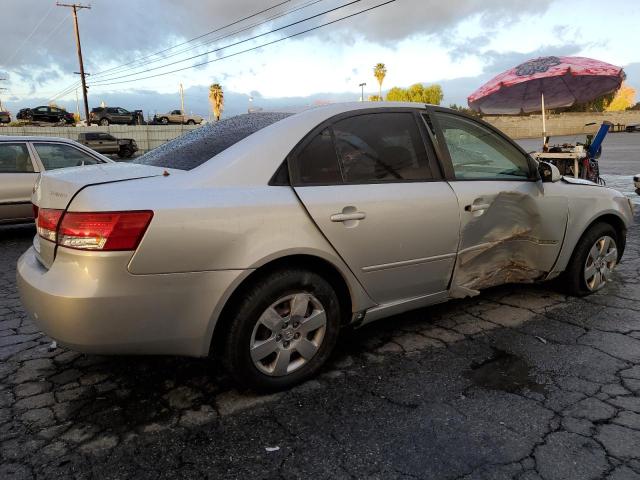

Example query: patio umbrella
[467,56,626,142]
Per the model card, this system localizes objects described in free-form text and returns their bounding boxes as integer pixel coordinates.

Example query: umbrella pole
[541,92,547,150]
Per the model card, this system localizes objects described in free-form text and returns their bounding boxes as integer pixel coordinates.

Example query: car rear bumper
[17,246,247,357]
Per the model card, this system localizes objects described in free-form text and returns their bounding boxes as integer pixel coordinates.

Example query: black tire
[160,117,169,125]
[187,119,195,125]
[560,222,619,296]
[99,118,109,126]
[117,147,133,159]
[222,268,341,391]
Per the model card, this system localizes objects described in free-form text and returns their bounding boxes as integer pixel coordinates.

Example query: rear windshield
[134,112,291,170]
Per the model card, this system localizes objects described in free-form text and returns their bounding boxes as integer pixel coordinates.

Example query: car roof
[0,136,80,143]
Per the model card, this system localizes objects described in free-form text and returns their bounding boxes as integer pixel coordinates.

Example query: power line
[90,0,324,81]
[2,3,56,66]
[40,11,72,47]
[92,0,292,78]
[92,0,363,84]
[90,0,396,87]
[47,1,311,101]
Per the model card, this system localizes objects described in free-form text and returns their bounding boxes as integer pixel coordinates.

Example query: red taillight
[57,211,153,251]
[37,208,63,243]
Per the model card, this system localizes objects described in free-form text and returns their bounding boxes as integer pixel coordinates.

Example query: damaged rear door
[429,110,568,297]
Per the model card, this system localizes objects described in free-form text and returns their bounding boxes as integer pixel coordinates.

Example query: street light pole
[359,82,366,102]
[57,3,91,124]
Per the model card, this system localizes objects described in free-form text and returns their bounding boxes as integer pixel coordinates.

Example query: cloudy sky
[1,0,639,118]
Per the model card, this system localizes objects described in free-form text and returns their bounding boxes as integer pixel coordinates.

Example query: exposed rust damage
[450,191,562,298]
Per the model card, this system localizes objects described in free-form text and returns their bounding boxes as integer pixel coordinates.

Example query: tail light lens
[36,208,153,251]
[58,211,153,251]
[37,208,63,242]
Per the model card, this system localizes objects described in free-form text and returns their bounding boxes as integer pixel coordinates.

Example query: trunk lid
[32,162,167,268]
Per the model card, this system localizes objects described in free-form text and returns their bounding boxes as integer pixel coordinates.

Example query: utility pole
[57,3,91,124]
[359,82,366,102]
[179,83,184,112]
[0,78,7,111]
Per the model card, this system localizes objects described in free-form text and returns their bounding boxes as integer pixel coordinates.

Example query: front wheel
[99,118,109,126]
[561,223,619,296]
[160,117,169,125]
[222,269,341,391]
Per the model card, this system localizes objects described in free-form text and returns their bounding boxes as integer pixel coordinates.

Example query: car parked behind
[17,104,633,391]
[78,132,138,158]
[16,106,75,124]
[0,136,113,224]
[626,124,640,133]
[0,110,11,124]
[89,107,138,126]
[155,109,203,125]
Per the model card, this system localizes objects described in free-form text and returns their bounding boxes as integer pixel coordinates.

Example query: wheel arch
[207,253,359,357]
[583,213,627,259]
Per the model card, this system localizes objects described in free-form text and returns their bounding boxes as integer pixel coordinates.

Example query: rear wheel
[117,146,134,159]
[160,117,169,125]
[561,223,619,296]
[223,269,341,391]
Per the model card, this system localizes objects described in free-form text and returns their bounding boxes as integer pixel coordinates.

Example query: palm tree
[373,63,387,101]
[208,83,224,121]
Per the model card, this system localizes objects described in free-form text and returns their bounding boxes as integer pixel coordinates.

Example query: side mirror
[538,161,561,183]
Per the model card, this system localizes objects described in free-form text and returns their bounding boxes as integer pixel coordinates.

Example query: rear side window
[331,113,433,183]
[0,144,34,173]
[34,143,101,170]
[296,129,341,185]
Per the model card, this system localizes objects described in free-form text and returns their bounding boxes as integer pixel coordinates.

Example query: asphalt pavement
[1,133,640,479]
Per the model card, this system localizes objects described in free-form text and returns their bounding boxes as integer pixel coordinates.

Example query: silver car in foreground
[17,103,633,390]
[0,136,112,224]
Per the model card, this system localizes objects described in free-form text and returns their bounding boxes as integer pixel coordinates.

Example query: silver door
[431,111,568,296]
[292,111,460,304]
[0,143,39,223]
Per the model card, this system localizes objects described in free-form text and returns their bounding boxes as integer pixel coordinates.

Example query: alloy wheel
[250,293,326,376]
[584,235,617,291]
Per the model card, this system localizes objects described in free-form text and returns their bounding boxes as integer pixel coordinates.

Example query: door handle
[330,212,366,222]
[465,203,491,212]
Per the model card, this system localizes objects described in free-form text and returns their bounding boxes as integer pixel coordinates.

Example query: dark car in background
[78,132,138,158]
[89,107,143,126]
[16,106,75,124]
[626,124,640,133]
[0,111,10,124]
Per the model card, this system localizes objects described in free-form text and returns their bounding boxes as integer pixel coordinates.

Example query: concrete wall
[1,111,639,153]
[0,124,201,153]
[484,111,640,139]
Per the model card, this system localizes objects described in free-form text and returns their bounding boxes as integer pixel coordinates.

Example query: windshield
[134,112,291,170]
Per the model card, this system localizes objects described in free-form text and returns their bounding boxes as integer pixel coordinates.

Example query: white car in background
[0,136,112,224]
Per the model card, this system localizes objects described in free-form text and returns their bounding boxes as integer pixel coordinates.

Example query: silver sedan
[17,103,633,391]
[0,136,112,224]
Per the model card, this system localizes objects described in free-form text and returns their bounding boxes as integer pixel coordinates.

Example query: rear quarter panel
[68,177,376,312]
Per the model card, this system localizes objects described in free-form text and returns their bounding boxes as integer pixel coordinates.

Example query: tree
[208,83,224,121]
[605,83,636,112]
[373,63,387,100]
[449,103,480,117]
[368,94,382,102]
[385,83,443,105]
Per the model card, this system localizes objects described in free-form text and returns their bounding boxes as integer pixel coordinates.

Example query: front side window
[434,112,531,180]
[34,143,101,170]
[0,144,34,173]
[332,113,433,183]
[35,107,48,113]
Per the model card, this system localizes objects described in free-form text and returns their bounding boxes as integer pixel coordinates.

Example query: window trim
[426,107,539,182]
[287,107,443,187]
[0,142,38,174]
